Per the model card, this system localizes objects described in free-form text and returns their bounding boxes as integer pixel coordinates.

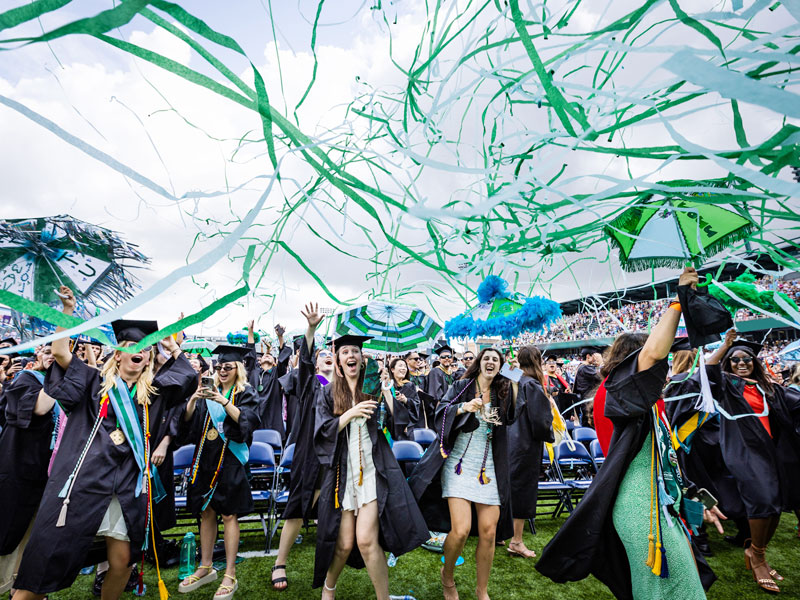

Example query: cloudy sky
[1,0,798,343]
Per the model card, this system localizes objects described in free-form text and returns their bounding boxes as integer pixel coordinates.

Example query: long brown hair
[601,332,649,378]
[332,346,369,415]
[671,350,697,376]
[460,347,511,412]
[518,345,548,392]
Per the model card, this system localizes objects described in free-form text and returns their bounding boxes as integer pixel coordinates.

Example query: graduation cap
[725,339,763,358]
[670,337,692,353]
[212,344,251,364]
[580,346,601,358]
[331,334,372,350]
[292,334,304,352]
[111,319,159,344]
[544,355,558,363]
[433,341,453,356]
[676,284,733,348]
[0,337,18,347]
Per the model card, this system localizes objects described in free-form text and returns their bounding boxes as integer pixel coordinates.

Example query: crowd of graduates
[0,266,799,600]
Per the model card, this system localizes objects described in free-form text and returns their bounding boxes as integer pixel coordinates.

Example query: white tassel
[695,352,716,415]
[56,499,69,527]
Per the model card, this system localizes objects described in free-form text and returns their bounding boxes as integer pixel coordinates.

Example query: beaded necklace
[452,381,495,485]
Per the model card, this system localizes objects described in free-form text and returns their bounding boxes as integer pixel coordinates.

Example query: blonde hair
[99,342,157,405]
[213,361,248,395]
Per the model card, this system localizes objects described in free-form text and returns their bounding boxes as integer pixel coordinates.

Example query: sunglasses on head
[215,364,236,373]
[730,357,753,365]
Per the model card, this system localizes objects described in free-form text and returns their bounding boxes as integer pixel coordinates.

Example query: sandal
[507,542,536,559]
[214,573,238,600]
[271,564,288,591]
[178,565,217,593]
[745,545,780,594]
[322,579,337,599]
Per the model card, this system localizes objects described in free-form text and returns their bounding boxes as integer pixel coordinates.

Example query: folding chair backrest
[555,439,593,463]
[252,429,283,452]
[248,441,276,468]
[279,443,295,470]
[392,440,424,462]
[573,427,598,444]
[412,428,436,447]
[173,444,195,470]
[590,439,605,460]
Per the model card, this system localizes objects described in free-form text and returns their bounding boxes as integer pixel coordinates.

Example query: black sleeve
[298,340,316,393]
[314,387,342,467]
[522,380,555,443]
[223,385,260,444]
[154,353,199,409]
[243,342,258,377]
[1,371,45,429]
[402,382,421,428]
[603,349,668,421]
[276,343,293,379]
[44,354,95,415]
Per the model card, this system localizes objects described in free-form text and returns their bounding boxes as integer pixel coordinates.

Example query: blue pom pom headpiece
[227,329,260,345]
[444,276,561,341]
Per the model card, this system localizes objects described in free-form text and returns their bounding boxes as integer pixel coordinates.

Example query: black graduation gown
[281,340,323,521]
[388,381,420,441]
[666,372,745,519]
[407,379,517,541]
[182,384,260,517]
[245,343,292,438]
[409,372,430,429]
[150,364,197,532]
[508,376,554,520]
[0,370,53,555]
[15,354,196,595]
[425,366,454,426]
[705,364,800,518]
[313,385,429,589]
[573,363,600,400]
[535,350,715,600]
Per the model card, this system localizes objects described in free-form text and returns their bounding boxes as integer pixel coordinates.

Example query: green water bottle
[178,532,196,580]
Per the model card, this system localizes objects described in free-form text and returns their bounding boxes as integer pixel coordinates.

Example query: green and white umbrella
[182,339,215,357]
[0,215,149,307]
[604,198,755,272]
[334,301,442,354]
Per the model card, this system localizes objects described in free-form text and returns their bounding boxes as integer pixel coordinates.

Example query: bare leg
[187,506,218,580]
[354,501,388,600]
[101,537,132,600]
[507,519,535,558]
[442,498,471,600]
[272,518,302,589]
[474,504,500,600]
[7,592,45,600]
[220,514,239,582]
[322,510,355,600]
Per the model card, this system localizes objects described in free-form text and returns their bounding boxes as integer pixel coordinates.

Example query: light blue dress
[441,403,500,505]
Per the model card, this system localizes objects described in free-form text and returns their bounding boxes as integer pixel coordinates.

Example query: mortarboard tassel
[56,498,69,527]
[658,544,669,579]
[651,542,662,577]
[137,562,145,595]
[58,474,73,498]
[158,577,169,600]
[334,462,340,509]
[454,459,463,475]
[645,534,655,568]
[358,466,363,486]
[99,396,109,418]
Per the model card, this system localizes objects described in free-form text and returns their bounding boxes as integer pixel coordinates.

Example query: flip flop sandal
[178,566,217,593]
[507,544,536,558]
[271,564,288,591]
[215,575,238,600]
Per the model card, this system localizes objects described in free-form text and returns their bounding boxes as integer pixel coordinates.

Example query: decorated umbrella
[182,339,216,357]
[779,339,800,362]
[444,276,562,341]
[604,198,755,272]
[334,301,442,354]
[0,215,149,307]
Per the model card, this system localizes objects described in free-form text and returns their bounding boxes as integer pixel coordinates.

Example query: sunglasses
[318,351,333,358]
[440,354,452,359]
[463,356,474,361]
[407,356,419,361]
[214,364,236,373]
[730,357,753,365]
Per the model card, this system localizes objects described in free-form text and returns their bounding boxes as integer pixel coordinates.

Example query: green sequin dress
[611,431,705,600]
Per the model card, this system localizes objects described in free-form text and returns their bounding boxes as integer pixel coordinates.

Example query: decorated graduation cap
[212,344,251,364]
[676,284,733,348]
[670,337,692,353]
[331,334,372,350]
[111,319,158,344]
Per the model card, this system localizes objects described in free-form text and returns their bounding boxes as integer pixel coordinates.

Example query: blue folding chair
[565,420,576,433]
[536,444,575,518]
[248,442,275,549]
[392,440,424,477]
[554,440,595,502]
[253,428,283,460]
[269,443,295,542]
[589,439,605,467]
[412,428,436,449]
[172,444,195,508]
[573,427,598,451]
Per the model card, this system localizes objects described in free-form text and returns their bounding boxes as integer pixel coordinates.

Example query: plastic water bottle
[295,534,303,544]
[387,552,397,567]
[389,594,416,600]
[178,532,196,580]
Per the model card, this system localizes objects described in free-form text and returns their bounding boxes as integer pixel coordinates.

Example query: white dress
[342,417,377,513]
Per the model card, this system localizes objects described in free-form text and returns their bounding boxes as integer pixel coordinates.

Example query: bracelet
[223,399,230,407]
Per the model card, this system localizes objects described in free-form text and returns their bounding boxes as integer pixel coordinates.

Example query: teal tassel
[454,459,463,475]
[657,481,674,506]
[659,544,669,578]
[58,475,73,499]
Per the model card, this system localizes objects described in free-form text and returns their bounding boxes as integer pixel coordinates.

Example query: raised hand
[274,323,286,338]
[679,266,699,289]
[56,286,76,313]
[301,303,324,329]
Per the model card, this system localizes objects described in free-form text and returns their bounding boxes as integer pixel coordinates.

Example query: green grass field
[49,513,799,599]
